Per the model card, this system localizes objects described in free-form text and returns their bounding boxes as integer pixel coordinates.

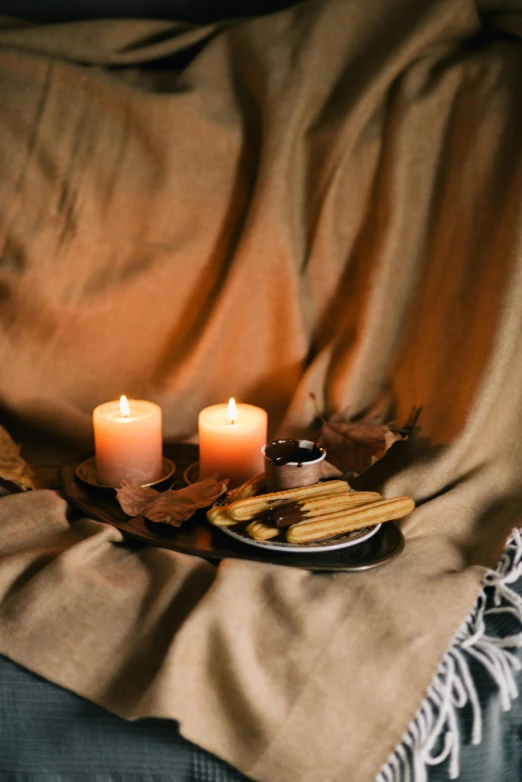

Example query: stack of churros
[206,474,415,545]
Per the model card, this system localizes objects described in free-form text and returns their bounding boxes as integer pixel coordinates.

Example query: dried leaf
[318,408,421,477]
[0,424,35,491]
[116,475,227,526]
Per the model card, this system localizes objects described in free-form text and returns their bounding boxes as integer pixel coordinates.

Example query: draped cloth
[1,1,522,779]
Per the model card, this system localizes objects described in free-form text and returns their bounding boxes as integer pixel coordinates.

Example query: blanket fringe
[375,528,522,782]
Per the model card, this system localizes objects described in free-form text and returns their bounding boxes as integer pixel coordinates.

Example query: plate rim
[219,519,382,553]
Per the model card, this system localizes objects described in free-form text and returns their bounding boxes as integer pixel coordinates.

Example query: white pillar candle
[93,396,163,487]
[198,398,268,489]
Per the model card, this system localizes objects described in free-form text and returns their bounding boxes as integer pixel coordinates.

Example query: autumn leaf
[317,403,421,477]
[116,475,227,526]
[0,424,35,492]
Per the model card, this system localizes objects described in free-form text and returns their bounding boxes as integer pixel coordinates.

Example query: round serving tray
[61,443,405,572]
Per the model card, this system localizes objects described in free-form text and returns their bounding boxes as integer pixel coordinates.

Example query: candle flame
[120,395,130,418]
[228,397,236,425]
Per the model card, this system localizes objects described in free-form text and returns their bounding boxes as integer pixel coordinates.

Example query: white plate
[220,520,382,553]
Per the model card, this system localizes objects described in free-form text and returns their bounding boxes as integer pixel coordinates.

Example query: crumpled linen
[1,1,522,780]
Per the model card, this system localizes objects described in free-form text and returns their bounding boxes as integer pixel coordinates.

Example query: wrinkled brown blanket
[1,1,522,780]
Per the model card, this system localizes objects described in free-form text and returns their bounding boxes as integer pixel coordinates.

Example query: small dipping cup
[262,439,326,492]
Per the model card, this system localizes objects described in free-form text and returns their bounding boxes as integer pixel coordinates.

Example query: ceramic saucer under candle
[183,461,200,485]
[76,456,176,491]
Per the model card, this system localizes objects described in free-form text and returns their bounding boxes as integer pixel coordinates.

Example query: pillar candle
[93,396,163,487]
[198,399,268,489]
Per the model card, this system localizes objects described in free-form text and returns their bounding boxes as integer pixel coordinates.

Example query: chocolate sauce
[264,439,323,467]
[266,503,306,528]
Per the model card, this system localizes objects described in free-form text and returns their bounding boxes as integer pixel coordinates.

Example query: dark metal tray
[60,442,404,572]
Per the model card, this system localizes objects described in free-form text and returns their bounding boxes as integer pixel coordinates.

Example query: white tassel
[375,528,522,782]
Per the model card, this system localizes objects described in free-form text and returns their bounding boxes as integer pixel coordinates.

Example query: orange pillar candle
[93,395,163,487]
[198,398,268,488]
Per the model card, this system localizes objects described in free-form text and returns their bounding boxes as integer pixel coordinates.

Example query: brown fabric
[1,0,522,779]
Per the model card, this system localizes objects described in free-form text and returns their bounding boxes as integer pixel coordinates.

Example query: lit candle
[93,396,163,487]
[198,398,268,488]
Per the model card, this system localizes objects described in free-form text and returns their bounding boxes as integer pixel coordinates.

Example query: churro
[268,491,382,527]
[246,520,280,541]
[206,505,238,527]
[233,473,266,501]
[286,496,415,543]
[226,479,350,522]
